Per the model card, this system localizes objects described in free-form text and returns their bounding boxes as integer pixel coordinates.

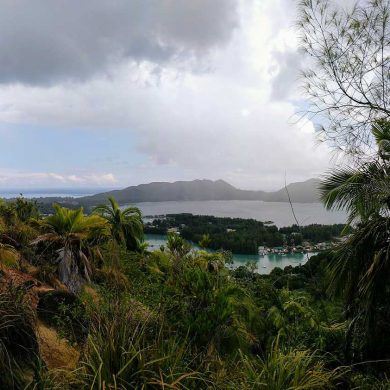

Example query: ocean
[0,189,109,199]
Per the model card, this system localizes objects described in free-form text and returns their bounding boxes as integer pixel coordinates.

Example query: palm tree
[32,205,107,293]
[166,233,191,257]
[199,233,211,249]
[320,120,390,358]
[93,197,144,252]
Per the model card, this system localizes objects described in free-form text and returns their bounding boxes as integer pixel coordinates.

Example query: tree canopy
[299,0,390,156]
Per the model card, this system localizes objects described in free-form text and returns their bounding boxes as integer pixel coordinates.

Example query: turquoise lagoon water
[145,234,314,275]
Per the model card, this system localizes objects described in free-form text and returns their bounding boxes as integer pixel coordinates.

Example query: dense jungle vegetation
[145,214,345,253]
[0,181,389,389]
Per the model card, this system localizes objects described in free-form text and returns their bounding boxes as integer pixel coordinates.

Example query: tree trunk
[57,247,84,294]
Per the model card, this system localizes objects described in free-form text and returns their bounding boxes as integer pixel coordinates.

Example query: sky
[0,0,333,191]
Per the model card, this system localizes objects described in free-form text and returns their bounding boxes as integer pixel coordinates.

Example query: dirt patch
[36,320,80,370]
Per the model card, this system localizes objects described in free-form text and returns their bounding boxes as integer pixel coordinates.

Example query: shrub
[37,290,88,344]
[163,252,262,354]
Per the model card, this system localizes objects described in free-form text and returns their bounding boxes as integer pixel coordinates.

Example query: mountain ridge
[75,178,321,205]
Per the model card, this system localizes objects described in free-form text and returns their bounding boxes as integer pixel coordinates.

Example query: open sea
[0,189,110,199]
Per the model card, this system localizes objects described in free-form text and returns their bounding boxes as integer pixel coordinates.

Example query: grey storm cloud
[270,49,303,101]
[0,0,238,85]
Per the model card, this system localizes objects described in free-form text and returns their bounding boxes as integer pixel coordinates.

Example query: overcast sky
[0,0,333,191]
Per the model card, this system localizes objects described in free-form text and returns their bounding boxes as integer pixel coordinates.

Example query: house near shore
[258,246,269,255]
[272,246,286,254]
[315,242,332,250]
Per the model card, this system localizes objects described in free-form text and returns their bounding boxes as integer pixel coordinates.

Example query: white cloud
[0,170,117,187]
[0,0,332,190]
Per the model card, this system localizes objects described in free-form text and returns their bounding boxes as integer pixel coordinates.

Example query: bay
[145,234,316,275]
[135,200,346,228]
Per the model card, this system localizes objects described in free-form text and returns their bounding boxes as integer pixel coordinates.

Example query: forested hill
[76,178,321,206]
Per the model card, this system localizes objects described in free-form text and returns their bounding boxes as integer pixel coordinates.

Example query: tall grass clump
[0,286,38,389]
[238,339,345,389]
[79,294,207,389]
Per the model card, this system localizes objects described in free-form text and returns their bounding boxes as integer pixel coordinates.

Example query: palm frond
[320,161,389,222]
[32,205,108,292]
[30,232,61,246]
[327,217,390,314]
